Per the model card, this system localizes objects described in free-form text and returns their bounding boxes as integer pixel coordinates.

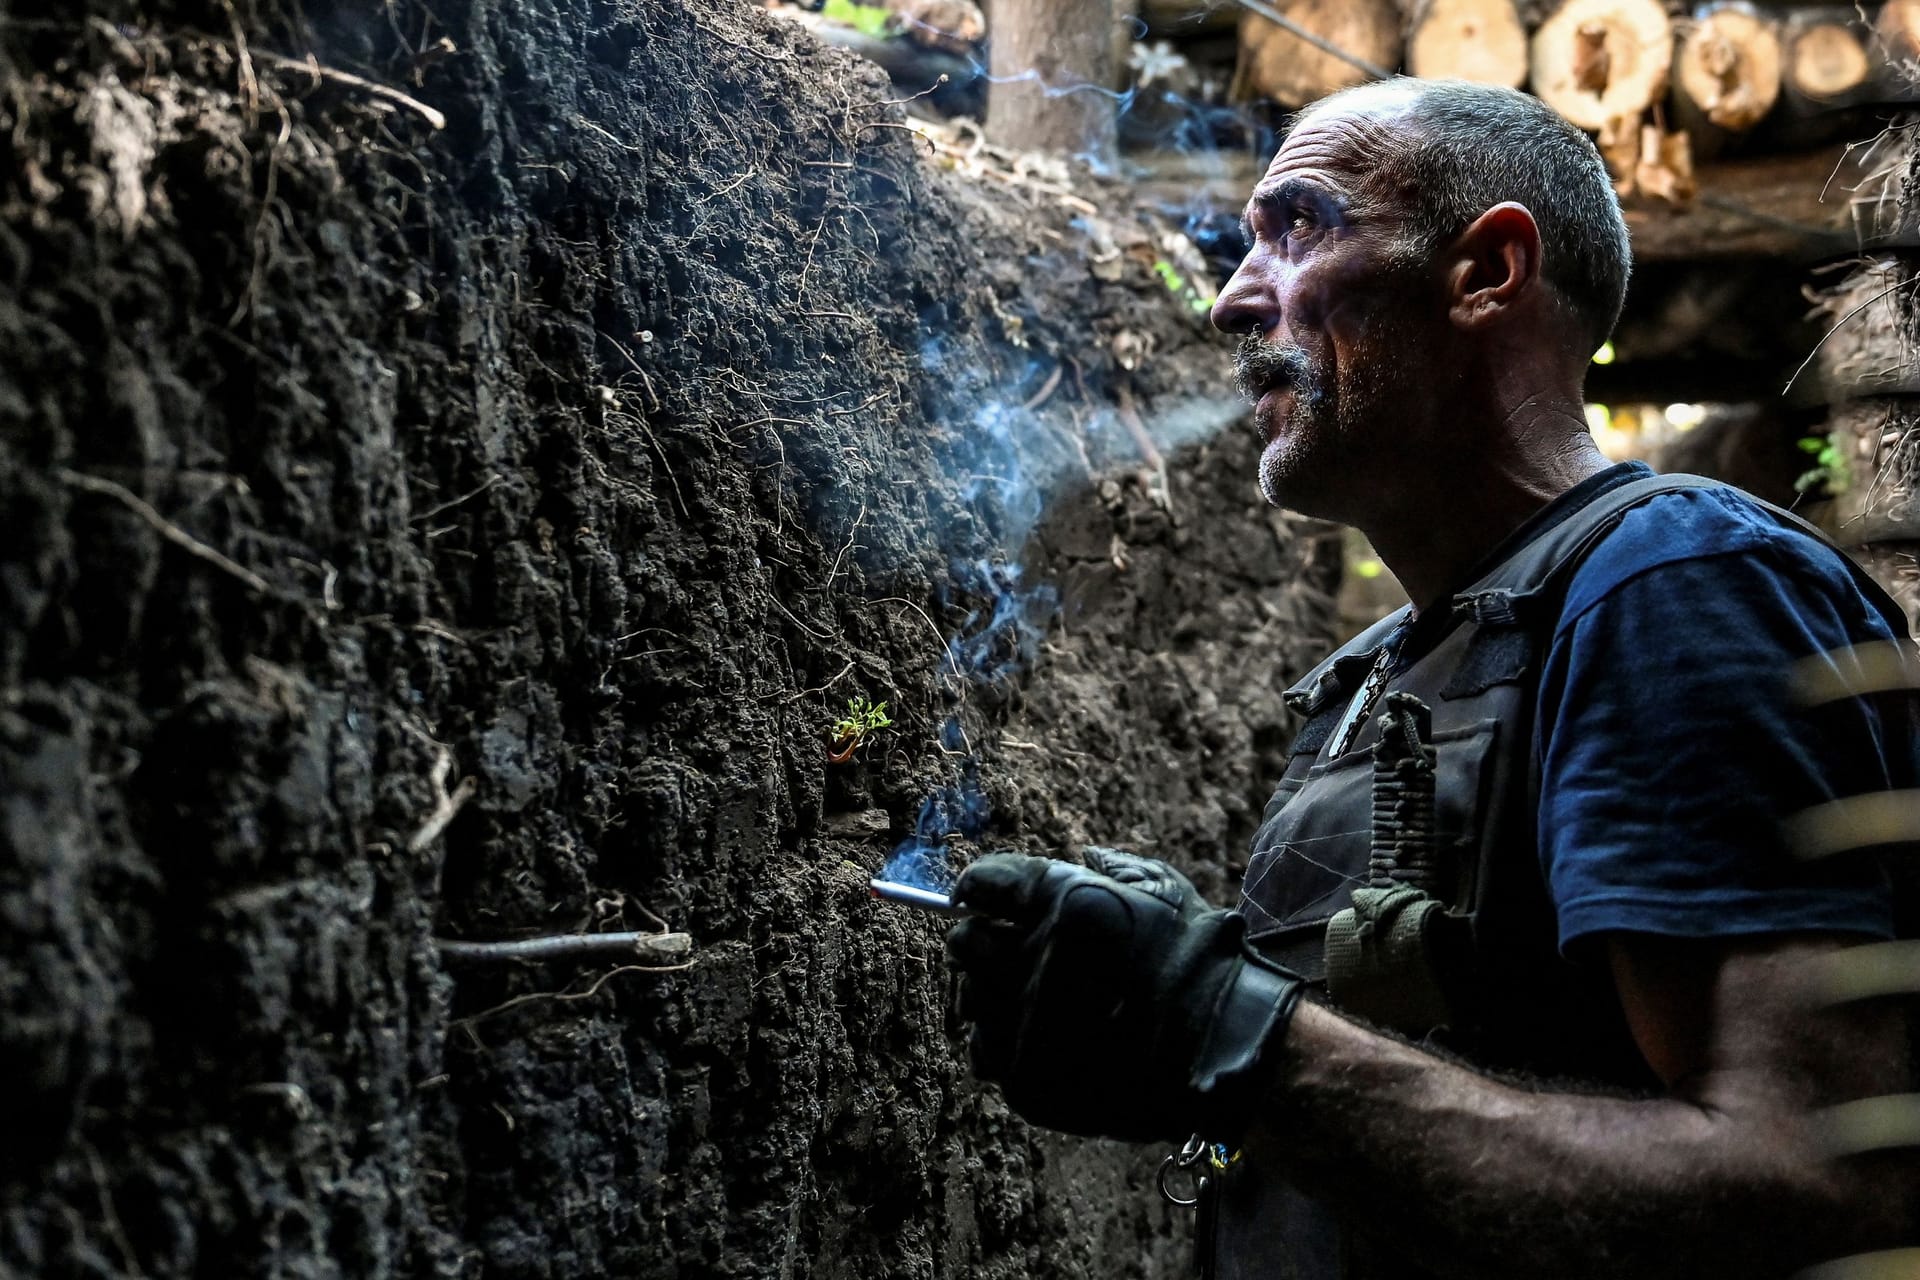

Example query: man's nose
[1210,258,1279,337]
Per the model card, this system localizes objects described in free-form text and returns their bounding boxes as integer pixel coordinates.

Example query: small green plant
[828,695,893,763]
[1795,432,1852,497]
[820,0,894,37]
[1152,258,1217,315]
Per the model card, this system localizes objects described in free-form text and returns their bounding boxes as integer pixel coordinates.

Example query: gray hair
[1300,78,1632,349]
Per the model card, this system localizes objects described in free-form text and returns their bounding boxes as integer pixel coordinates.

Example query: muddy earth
[0,2,1338,1276]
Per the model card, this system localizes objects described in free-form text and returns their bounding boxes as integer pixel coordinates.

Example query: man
[947,79,1917,1278]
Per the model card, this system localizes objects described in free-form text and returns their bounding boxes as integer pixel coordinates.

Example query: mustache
[1234,336,1311,402]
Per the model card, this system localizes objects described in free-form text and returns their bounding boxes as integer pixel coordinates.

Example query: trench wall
[0,2,1337,1276]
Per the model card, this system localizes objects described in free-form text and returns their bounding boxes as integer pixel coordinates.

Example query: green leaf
[821,0,896,37]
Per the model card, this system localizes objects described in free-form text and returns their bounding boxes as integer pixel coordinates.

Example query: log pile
[1408,0,1529,88]
[1215,0,1916,239]
[1232,0,1403,104]
[1812,131,1920,638]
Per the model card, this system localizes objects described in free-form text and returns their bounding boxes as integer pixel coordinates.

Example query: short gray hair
[1301,79,1632,349]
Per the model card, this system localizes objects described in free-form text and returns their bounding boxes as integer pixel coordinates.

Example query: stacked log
[1408,0,1529,89]
[1222,1,1903,151]
[1785,12,1874,107]
[1672,2,1782,157]
[1529,0,1672,131]
[1879,0,1920,70]
[1813,131,1920,639]
[1232,0,1402,107]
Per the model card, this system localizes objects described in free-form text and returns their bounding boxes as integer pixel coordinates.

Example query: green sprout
[820,0,895,37]
[1795,432,1853,497]
[828,695,893,762]
[1152,258,1216,314]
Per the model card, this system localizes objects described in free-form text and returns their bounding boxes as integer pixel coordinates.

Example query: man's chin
[1256,437,1304,510]
[1256,435,1344,519]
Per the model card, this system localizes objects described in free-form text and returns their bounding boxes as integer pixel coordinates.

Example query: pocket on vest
[1240,720,1502,977]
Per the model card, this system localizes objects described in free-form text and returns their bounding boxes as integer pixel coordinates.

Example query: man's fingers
[968,1016,1015,1082]
[1083,845,1154,881]
[952,852,1069,922]
[1082,846,1204,915]
[946,916,1025,975]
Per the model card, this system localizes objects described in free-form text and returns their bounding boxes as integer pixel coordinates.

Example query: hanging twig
[407,749,477,853]
[1783,274,1918,393]
[449,958,697,1029]
[253,50,447,129]
[872,73,951,110]
[783,659,857,705]
[876,596,966,680]
[411,474,501,524]
[826,502,867,590]
[1022,363,1064,412]
[1116,381,1173,515]
[56,468,269,593]
[436,930,694,963]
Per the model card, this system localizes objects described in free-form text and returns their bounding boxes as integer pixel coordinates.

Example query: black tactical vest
[1212,473,1915,1280]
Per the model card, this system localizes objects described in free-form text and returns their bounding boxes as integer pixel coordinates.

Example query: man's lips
[1253,383,1294,442]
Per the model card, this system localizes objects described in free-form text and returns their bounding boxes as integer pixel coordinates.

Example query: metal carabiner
[1157,1134,1208,1208]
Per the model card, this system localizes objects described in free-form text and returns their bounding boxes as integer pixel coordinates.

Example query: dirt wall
[0,2,1336,1276]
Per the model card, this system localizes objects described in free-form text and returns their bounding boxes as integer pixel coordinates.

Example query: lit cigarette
[869,878,977,917]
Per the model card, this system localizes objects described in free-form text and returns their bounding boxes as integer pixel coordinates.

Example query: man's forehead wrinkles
[1263,109,1406,184]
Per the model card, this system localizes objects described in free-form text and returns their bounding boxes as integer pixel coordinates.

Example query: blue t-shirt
[1527,462,1913,954]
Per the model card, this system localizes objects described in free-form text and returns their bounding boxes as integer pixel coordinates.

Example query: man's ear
[1443,202,1543,331]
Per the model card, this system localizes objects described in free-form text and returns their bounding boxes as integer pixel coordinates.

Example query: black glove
[1079,846,1211,924]
[947,852,1303,1144]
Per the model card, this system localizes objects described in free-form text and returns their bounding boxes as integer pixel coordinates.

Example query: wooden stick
[436,931,694,963]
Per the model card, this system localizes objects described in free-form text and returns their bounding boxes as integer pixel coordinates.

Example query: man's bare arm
[1252,933,1914,1279]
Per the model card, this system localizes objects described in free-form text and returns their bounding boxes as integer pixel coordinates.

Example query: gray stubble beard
[1236,335,1339,510]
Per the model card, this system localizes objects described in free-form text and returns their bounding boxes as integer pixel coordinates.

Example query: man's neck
[1364,427,1611,611]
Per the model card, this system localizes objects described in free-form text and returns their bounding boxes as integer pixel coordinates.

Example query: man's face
[1212,105,1447,516]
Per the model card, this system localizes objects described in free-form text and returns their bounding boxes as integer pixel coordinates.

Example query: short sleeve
[1534,493,1910,956]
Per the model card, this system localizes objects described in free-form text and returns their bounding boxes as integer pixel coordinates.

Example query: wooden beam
[1621,145,1866,261]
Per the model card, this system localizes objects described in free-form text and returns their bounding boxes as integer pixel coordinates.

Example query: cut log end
[1878,0,1920,62]
[1407,0,1528,89]
[1675,5,1782,133]
[1530,0,1672,133]
[1789,22,1871,101]
[1235,0,1402,108]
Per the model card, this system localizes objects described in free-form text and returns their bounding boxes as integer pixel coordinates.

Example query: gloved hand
[947,852,1303,1144]
[1079,846,1211,924]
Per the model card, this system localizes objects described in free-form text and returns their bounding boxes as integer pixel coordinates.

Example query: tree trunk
[987,0,1122,165]
[1231,0,1401,108]
[1407,0,1529,89]
[1529,0,1672,132]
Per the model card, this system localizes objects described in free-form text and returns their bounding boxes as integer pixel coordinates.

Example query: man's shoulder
[1556,481,1868,634]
